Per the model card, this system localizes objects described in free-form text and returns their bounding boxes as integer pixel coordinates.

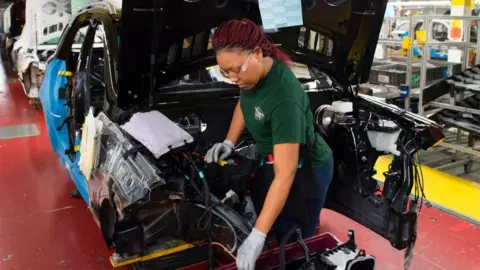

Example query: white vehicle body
[13,0,121,99]
[13,0,72,98]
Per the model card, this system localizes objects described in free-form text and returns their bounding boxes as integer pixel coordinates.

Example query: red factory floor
[0,61,479,270]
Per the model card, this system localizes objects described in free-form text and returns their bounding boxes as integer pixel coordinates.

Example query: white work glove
[205,139,234,163]
[236,228,266,270]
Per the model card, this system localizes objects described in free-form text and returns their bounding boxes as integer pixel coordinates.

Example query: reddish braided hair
[212,18,293,67]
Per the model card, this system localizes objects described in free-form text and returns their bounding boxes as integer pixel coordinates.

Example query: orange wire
[212,242,237,260]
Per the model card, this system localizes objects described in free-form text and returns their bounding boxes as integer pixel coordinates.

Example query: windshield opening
[157,26,335,93]
[158,61,332,94]
[40,24,104,46]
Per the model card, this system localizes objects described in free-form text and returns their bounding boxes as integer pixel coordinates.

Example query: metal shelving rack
[377,15,480,113]
[375,15,480,173]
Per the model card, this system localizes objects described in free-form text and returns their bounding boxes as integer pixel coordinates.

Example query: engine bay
[78,76,444,269]
[88,99,259,256]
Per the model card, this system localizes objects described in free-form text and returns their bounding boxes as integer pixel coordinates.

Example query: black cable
[400,140,427,210]
[401,142,418,202]
[403,139,419,203]
[411,148,426,208]
[415,150,427,210]
[169,154,204,200]
[182,152,214,270]
[279,224,298,270]
[167,150,214,268]
[295,229,310,263]
[413,143,425,193]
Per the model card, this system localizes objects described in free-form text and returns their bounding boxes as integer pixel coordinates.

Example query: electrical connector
[221,189,239,204]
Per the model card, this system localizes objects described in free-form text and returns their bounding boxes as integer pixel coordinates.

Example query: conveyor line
[445,67,480,92]
[446,79,480,92]
[441,142,480,156]
[464,70,480,80]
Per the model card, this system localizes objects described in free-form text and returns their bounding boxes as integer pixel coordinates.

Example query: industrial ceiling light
[42,2,57,15]
[65,2,71,14]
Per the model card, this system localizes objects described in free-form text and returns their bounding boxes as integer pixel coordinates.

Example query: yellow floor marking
[110,243,194,268]
[374,156,480,224]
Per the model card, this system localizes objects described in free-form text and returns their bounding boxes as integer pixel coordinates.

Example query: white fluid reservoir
[367,119,401,156]
[332,101,353,114]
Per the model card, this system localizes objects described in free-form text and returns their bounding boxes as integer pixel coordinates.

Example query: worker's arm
[226,100,246,145]
[255,143,299,234]
[254,101,306,234]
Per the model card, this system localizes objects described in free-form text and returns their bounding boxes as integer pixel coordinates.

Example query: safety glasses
[219,52,252,79]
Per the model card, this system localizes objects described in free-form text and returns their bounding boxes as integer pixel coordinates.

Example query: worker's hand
[236,228,266,270]
[205,139,234,163]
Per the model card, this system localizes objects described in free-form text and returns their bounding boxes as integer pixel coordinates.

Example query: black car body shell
[8,0,26,38]
[43,0,447,258]
[117,0,388,109]
[53,7,120,107]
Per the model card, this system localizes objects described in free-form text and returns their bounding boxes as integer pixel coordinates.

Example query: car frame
[39,0,444,268]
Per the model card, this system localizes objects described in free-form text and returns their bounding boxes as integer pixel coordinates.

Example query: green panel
[71,0,89,15]
[42,37,61,45]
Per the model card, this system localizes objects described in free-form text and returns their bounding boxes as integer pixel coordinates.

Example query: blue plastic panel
[39,58,89,203]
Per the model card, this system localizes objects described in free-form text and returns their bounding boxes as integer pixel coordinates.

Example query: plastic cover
[121,110,194,159]
[78,107,102,179]
[96,113,165,208]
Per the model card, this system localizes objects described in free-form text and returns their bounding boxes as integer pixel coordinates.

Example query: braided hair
[212,18,293,67]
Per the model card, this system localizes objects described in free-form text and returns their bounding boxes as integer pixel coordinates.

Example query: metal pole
[462,18,471,70]
[454,18,472,158]
[405,15,415,111]
[419,16,429,116]
[429,101,480,115]
[476,19,480,65]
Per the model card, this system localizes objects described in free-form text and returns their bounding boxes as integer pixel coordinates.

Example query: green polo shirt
[240,60,332,168]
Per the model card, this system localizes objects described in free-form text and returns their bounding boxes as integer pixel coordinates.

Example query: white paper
[378,74,390,84]
[447,48,462,64]
[121,111,194,159]
[258,0,303,30]
[291,63,311,79]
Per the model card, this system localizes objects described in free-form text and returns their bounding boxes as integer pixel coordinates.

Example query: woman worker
[205,18,334,270]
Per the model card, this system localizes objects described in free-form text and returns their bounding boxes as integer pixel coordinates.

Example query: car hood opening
[118,0,388,109]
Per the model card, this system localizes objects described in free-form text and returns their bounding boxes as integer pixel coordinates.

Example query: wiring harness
[179,151,215,269]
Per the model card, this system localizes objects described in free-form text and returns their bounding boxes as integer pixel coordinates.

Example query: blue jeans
[271,156,334,242]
